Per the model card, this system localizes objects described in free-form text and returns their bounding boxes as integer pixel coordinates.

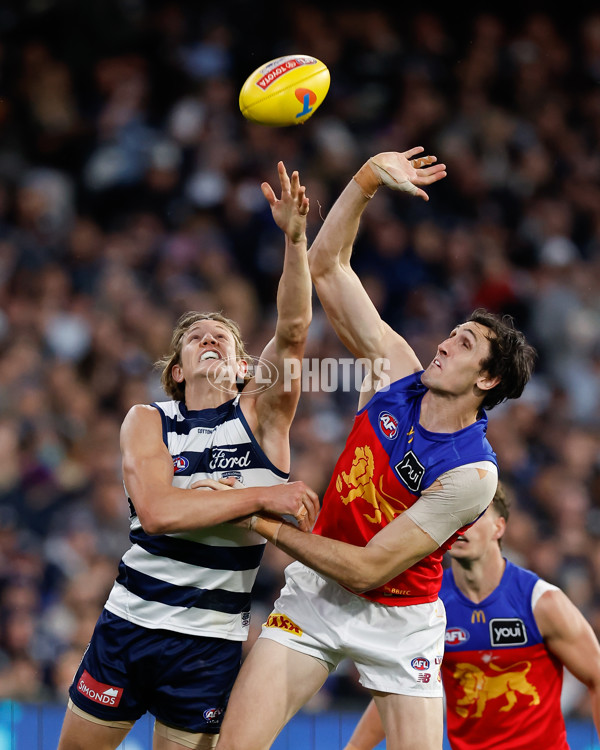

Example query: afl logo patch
[173,455,189,473]
[411,657,430,671]
[203,707,224,723]
[445,627,470,646]
[378,411,398,439]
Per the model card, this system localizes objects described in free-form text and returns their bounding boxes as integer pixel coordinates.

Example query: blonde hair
[156,311,251,401]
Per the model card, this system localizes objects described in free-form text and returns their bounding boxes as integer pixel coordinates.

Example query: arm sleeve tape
[403,461,498,545]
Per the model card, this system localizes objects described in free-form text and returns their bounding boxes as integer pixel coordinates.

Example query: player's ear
[493,515,506,543]
[476,371,501,392]
[236,358,248,380]
[172,364,184,383]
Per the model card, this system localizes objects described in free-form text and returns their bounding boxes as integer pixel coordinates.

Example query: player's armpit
[404,462,498,545]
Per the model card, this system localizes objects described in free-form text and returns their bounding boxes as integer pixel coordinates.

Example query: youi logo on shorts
[77,670,123,707]
[378,411,398,439]
[489,618,528,646]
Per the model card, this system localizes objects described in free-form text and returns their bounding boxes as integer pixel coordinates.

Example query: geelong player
[215,149,536,750]
[343,482,600,749]
[57,162,319,750]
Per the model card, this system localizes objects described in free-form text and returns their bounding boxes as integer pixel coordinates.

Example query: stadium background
[0,0,600,746]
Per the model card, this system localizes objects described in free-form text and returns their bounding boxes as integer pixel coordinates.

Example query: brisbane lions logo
[453,662,540,719]
[336,445,407,524]
[378,411,398,439]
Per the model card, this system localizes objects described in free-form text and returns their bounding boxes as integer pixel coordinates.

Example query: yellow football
[239,55,330,127]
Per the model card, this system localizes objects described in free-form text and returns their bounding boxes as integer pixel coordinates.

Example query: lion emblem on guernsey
[335,445,406,524]
[453,661,540,718]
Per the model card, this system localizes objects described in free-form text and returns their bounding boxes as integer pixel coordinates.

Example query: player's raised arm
[241,161,312,470]
[307,148,447,382]
[535,589,600,739]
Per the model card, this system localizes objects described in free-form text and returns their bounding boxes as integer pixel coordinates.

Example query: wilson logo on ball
[239,54,330,127]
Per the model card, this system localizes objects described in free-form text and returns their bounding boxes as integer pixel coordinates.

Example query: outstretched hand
[261,161,309,243]
[191,477,319,533]
[369,147,447,201]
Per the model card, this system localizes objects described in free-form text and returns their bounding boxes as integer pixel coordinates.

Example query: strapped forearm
[352,160,381,199]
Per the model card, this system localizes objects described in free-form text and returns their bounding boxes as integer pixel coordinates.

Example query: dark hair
[467,308,537,410]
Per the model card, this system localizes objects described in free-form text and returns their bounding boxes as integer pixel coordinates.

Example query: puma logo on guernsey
[209,448,251,470]
[264,613,303,635]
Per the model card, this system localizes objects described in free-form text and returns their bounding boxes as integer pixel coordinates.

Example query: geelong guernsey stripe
[104,394,288,640]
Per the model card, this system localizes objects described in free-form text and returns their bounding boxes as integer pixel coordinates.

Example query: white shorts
[259,562,445,697]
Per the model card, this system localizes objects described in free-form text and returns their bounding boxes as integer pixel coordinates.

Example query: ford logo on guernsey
[445,627,470,646]
[173,455,189,473]
[379,411,398,439]
[411,657,430,671]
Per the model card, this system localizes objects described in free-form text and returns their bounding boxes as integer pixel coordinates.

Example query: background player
[344,482,600,750]
[215,149,536,750]
[56,162,319,750]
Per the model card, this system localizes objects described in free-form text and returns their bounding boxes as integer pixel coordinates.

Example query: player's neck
[420,391,480,433]
[183,379,239,410]
[452,551,506,604]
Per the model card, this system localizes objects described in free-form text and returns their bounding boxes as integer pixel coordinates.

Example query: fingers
[295,504,310,531]
[278,160,291,193]
[304,486,320,525]
[297,183,309,215]
[261,181,276,206]
[191,477,239,490]
[269,162,308,215]
[403,146,425,159]
[218,476,238,487]
[412,155,437,169]
[293,483,319,531]
[191,479,223,491]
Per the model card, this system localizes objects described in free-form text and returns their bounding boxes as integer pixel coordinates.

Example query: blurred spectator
[0,2,598,729]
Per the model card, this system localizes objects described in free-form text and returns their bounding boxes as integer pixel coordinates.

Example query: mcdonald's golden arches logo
[471,610,486,624]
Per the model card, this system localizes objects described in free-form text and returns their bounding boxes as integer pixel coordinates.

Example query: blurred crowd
[0,0,600,721]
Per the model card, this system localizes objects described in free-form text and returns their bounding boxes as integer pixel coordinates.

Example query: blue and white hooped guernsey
[104,394,288,641]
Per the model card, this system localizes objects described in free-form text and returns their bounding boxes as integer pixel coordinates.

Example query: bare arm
[344,699,384,750]
[307,148,447,399]
[241,162,311,469]
[121,404,319,534]
[535,589,600,739]
[248,509,439,593]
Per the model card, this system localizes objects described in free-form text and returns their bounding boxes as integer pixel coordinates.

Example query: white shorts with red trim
[259,561,445,697]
